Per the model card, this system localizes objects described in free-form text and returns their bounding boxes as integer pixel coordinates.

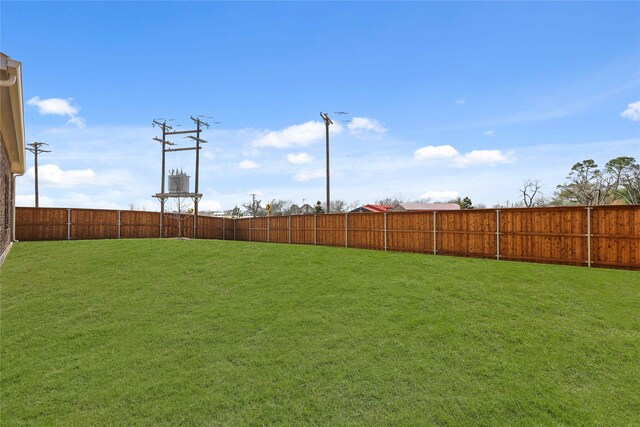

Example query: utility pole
[187,116,209,237]
[152,119,175,237]
[26,142,51,207]
[320,112,333,213]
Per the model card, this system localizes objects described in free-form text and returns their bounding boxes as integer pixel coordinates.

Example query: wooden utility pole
[320,112,333,213]
[26,142,51,207]
[152,119,175,237]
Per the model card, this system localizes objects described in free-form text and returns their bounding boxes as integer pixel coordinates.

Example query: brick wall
[0,137,14,261]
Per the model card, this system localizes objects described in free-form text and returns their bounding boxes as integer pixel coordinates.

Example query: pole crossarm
[186,136,208,143]
[166,129,198,135]
[166,146,200,153]
[26,141,51,154]
[153,137,176,146]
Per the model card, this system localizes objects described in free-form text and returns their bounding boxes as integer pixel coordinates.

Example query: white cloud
[15,194,55,207]
[414,145,514,167]
[27,164,96,188]
[251,121,331,148]
[287,153,314,164]
[199,199,222,211]
[239,160,260,170]
[347,117,387,134]
[484,130,495,137]
[620,101,640,121]
[27,96,85,127]
[293,169,325,182]
[420,190,459,201]
[66,117,87,128]
[455,98,466,105]
[27,96,78,116]
[453,150,514,167]
[414,145,459,160]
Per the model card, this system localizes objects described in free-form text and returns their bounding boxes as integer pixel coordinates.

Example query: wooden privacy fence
[15,206,640,270]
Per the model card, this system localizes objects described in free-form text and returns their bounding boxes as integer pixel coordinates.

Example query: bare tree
[327,199,360,213]
[170,196,192,238]
[242,197,264,217]
[520,179,545,207]
[376,194,406,206]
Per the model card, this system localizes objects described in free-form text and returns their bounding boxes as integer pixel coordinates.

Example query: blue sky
[3,1,639,211]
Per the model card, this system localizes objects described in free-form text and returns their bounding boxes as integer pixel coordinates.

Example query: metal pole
[345,213,348,247]
[67,208,71,240]
[587,207,592,267]
[384,212,387,251]
[433,211,437,255]
[496,209,500,260]
[118,210,121,239]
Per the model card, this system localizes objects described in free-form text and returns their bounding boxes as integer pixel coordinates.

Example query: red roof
[361,204,393,213]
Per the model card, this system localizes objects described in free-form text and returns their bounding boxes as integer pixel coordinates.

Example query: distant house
[349,204,393,213]
[391,203,460,212]
[0,52,25,262]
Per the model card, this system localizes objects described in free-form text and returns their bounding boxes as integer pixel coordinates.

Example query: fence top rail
[231,204,639,220]
[17,204,640,218]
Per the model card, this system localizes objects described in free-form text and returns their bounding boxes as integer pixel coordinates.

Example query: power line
[26,142,51,208]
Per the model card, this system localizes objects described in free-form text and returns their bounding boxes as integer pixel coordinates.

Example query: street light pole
[320,112,333,213]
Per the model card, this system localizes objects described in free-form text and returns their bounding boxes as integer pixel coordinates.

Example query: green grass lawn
[1,240,639,425]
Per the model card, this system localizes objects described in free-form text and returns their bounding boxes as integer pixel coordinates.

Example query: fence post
[222,217,226,240]
[67,208,71,240]
[267,216,270,243]
[496,209,500,260]
[586,207,592,267]
[249,218,252,242]
[345,213,348,248]
[234,218,236,241]
[433,211,437,255]
[118,210,121,239]
[159,211,163,238]
[288,215,291,244]
[314,215,317,245]
[384,212,387,251]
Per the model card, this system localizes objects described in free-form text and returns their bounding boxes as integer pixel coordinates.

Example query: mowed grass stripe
[1,239,639,425]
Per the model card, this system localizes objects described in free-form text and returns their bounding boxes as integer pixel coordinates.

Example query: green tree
[449,196,473,209]
[228,206,243,218]
[314,201,324,214]
[554,160,604,205]
[605,157,638,203]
